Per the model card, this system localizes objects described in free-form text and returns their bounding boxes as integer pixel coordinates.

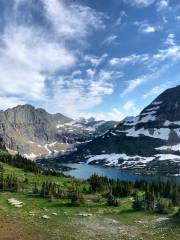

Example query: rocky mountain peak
[62,85,180,175]
[0,105,116,159]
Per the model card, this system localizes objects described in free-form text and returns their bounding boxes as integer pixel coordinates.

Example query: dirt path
[0,216,42,240]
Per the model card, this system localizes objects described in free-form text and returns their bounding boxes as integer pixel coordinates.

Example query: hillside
[0,105,116,160]
[59,85,180,175]
[0,153,180,240]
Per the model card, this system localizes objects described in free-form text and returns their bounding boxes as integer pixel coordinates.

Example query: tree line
[0,150,180,214]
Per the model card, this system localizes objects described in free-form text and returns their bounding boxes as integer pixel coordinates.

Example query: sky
[0,0,179,121]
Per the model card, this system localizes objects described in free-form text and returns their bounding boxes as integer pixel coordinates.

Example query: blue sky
[0,0,179,120]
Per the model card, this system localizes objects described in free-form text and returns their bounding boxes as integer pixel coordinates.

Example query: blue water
[61,163,180,183]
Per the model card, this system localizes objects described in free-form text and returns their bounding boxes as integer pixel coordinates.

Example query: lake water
[60,162,180,183]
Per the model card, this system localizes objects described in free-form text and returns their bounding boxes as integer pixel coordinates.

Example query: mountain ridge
[0,104,117,159]
[57,85,180,175]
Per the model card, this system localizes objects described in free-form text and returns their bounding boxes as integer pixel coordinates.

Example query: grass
[0,162,180,240]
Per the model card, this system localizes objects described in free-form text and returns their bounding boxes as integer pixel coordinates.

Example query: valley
[0,156,180,240]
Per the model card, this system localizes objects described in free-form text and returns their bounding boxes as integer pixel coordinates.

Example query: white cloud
[121,77,147,97]
[123,0,155,7]
[143,82,172,98]
[0,0,106,112]
[142,25,156,33]
[80,108,123,121]
[153,45,180,62]
[43,0,105,40]
[84,54,108,67]
[102,35,118,45]
[123,100,139,115]
[133,21,159,34]
[79,100,139,121]
[0,96,26,110]
[0,25,75,100]
[165,33,175,46]
[110,54,149,66]
[48,68,121,118]
[115,11,127,25]
[121,64,170,97]
[138,23,157,33]
[176,16,180,22]
[117,33,180,97]
[156,0,169,11]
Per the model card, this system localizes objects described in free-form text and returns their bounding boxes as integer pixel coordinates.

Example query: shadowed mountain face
[0,104,117,159]
[60,85,180,175]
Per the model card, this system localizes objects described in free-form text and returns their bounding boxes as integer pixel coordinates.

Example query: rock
[42,215,50,219]
[152,217,169,223]
[7,198,24,208]
[0,104,116,159]
[52,213,57,216]
[28,211,35,216]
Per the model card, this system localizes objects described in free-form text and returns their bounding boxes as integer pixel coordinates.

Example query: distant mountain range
[59,85,180,175]
[0,104,117,159]
[1,85,180,175]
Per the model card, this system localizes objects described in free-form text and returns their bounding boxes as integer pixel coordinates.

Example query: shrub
[156,199,174,214]
[107,192,119,207]
[70,193,85,207]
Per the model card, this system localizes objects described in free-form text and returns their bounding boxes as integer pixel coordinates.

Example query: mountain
[60,85,180,175]
[0,104,117,159]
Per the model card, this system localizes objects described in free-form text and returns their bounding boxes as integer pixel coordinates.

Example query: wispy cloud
[176,16,180,22]
[48,67,122,118]
[156,0,169,11]
[135,22,158,34]
[110,54,149,66]
[102,35,118,45]
[121,76,148,97]
[164,33,175,46]
[84,54,108,67]
[43,0,105,40]
[123,0,155,8]
[120,63,171,97]
[115,11,127,25]
[80,100,139,121]
[0,0,106,111]
[118,33,180,96]
[141,25,156,33]
[0,95,26,110]
[143,82,172,98]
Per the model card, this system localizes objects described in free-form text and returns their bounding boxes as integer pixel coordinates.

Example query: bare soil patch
[0,216,42,240]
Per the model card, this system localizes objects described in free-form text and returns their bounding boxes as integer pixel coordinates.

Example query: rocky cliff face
[115,85,180,143]
[61,85,180,175]
[0,104,116,159]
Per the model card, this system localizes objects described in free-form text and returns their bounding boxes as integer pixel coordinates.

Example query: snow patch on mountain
[164,120,180,126]
[24,153,39,160]
[156,144,180,152]
[155,154,180,161]
[86,153,180,169]
[138,113,156,123]
[119,127,170,140]
[86,153,155,167]
[143,106,160,112]
[151,101,163,106]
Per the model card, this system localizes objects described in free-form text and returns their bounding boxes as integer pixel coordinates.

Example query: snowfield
[156,144,180,152]
[86,153,180,169]
[116,126,171,140]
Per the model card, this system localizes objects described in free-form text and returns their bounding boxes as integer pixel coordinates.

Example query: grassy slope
[0,162,180,240]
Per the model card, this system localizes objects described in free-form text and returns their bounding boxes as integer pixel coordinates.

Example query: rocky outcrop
[0,104,117,159]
